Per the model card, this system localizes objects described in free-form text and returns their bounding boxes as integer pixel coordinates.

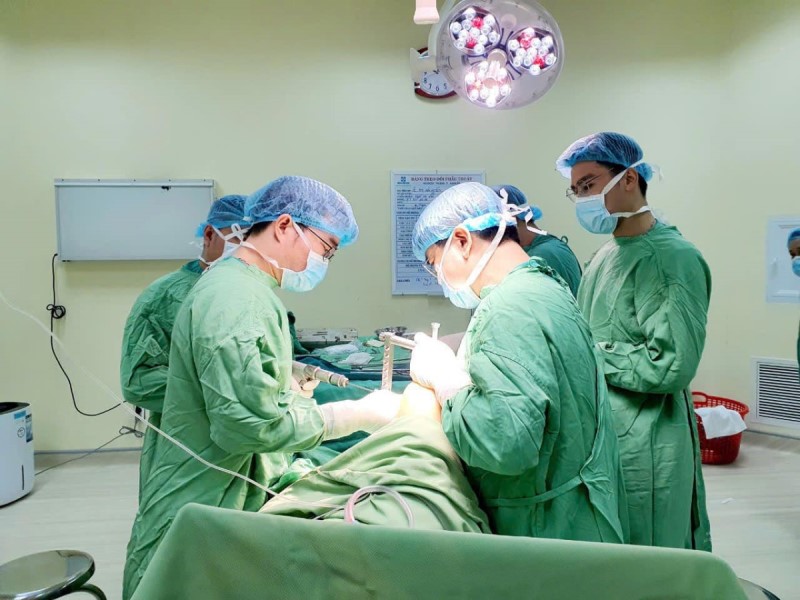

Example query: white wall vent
[751,357,800,429]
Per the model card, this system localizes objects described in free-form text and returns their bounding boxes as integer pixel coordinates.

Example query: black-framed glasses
[566,169,613,202]
[303,227,337,260]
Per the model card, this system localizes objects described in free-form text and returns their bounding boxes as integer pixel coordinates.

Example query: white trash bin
[0,402,34,506]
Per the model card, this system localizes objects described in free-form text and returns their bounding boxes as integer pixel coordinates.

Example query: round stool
[739,578,781,600]
[0,550,106,600]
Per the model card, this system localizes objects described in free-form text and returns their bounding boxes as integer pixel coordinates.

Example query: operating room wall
[0,0,798,451]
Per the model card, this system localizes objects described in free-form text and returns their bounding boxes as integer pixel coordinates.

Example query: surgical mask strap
[499,188,547,236]
[606,159,645,194]
[292,222,329,264]
[293,222,312,250]
[612,205,652,219]
[509,205,548,237]
[466,217,506,287]
[439,215,508,290]
[239,240,281,271]
[200,225,248,267]
[577,158,646,204]
[213,224,248,243]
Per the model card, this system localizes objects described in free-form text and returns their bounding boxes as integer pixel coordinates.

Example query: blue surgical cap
[244,176,359,247]
[411,182,513,262]
[491,185,543,222]
[788,228,800,247]
[556,132,654,182]
[195,194,248,236]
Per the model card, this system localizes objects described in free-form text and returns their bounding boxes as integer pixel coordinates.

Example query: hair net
[491,185,543,222]
[411,182,514,261]
[195,194,249,236]
[556,132,654,182]
[244,176,359,247]
[788,228,800,247]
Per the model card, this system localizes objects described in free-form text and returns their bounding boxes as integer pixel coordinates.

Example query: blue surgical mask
[792,256,800,277]
[240,223,329,293]
[575,160,651,235]
[280,227,329,293]
[441,278,481,310]
[436,218,507,310]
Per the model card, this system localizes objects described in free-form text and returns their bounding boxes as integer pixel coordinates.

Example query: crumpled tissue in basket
[695,405,747,439]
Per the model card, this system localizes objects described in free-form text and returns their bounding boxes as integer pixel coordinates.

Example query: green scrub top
[443,258,627,543]
[123,257,326,599]
[523,234,582,297]
[119,260,203,497]
[577,221,712,551]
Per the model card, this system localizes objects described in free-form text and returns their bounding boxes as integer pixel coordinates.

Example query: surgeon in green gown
[408,182,627,543]
[492,184,582,296]
[123,177,404,600]
[556,131,712,551]
[788,229,800,368]
[120,194,248,499]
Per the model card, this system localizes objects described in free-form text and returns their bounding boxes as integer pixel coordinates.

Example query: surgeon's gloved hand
[291,376,317,399]
[411,333,472,405]
[320,390,402,441]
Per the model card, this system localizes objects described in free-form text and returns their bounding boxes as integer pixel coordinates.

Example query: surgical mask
[792,256,800,277]
[240,222,329,293]
[200,225,248,268]
[437,218,507,310]
[574,159,651,235]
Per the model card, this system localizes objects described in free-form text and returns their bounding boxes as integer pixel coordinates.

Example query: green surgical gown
[577,221,712,551]
[262,416,491,534]
[120,260,203,498]
[123,257,326,600]
[523,234,582,297]
[443,258,627,543]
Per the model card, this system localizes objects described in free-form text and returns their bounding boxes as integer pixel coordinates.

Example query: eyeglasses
[422,263,438,277]
[566,169,613,202]
[303,227,337,261]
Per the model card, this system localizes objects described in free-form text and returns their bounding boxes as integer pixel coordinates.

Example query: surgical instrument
[379,322,439,390]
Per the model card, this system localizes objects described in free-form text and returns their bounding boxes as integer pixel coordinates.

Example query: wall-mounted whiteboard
[391,170,485,295]
[55,179,214,261]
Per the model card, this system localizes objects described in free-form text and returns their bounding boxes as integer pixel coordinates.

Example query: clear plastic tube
[343,485,416,528]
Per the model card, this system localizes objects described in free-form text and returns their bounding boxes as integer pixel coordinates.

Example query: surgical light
[411,0,564,110]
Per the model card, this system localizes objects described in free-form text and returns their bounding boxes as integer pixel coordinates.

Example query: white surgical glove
[410,333,472,405]
[320,390,402,440]
[291,376,318,399]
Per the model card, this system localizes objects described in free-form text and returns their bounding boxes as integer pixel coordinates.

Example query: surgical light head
[434,0,564,110]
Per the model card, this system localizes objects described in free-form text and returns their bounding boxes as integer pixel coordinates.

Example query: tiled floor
[1,432,797,599]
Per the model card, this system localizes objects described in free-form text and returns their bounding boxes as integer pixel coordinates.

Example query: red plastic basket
[692,391,750,465]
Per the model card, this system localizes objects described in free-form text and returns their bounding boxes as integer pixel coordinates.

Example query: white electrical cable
[0,289,345,511]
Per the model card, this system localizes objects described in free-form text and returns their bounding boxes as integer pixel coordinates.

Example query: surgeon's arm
[120,313,170,413]
[199,313,326,455]
[442,344,549,476]
[598,276,709,395]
